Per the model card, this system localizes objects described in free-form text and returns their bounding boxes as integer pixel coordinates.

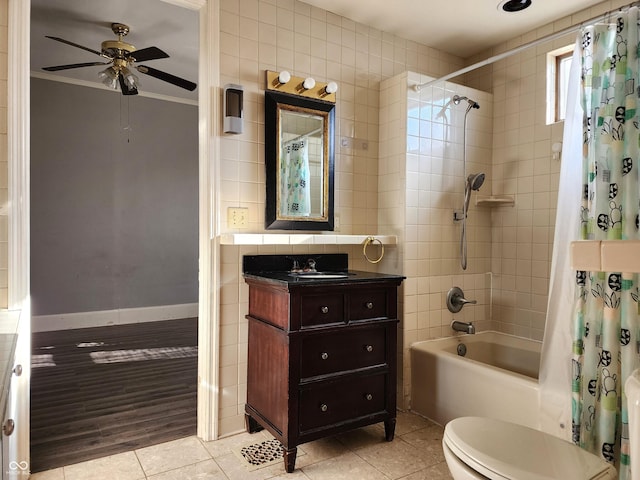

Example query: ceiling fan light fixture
[42,23,197,96]
[98,67,118,90]
[498,0,532,12]
[122,67,139,89]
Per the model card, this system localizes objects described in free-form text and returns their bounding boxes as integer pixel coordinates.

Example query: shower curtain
[280,137,311,217]
[568,7,640,478]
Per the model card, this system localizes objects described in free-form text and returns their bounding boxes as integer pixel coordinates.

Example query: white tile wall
[378,72,494,408]
[462,0,632,342]
[216,0,467,435]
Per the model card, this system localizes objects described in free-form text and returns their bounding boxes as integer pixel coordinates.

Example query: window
[547,45,574,124]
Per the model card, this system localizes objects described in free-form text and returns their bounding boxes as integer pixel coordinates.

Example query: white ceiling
[302,0,604,57]
[30,0,199,101]
[31,0,606,100]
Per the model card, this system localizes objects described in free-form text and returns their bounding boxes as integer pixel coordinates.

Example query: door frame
[7,0,221,443]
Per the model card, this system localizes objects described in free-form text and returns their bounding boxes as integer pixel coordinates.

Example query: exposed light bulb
[296,77,316,93]
[273,70,291,87]
[302,77,315,90]
[320,81,338,97]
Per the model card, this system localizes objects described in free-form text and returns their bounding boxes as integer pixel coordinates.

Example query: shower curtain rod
[412,0,640,92]
[286,127,323,144]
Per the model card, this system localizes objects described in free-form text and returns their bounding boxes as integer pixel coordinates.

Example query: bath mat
[232,439,285,471]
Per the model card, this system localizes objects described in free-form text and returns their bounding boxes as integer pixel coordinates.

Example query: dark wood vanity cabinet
[244,276,402,473]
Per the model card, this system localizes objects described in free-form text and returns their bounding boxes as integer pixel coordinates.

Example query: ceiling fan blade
[42,61,111,72]
[136,65,197,91]
[45,36,104,57]
[118,75,138,96]
[129,46,169,63]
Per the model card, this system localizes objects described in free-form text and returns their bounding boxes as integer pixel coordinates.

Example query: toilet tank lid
[444,417,617,480]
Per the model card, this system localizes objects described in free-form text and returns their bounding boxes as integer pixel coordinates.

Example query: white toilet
[443,416,617,479]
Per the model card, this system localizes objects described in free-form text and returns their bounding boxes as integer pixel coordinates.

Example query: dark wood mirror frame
[265,90,335,230]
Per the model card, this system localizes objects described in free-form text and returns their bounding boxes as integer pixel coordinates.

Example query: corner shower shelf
[475,195,515,207]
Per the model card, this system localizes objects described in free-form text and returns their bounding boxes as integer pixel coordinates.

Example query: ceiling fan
[42,22,197,96]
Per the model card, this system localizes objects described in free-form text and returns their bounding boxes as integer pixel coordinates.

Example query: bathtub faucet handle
[446,286,477,313]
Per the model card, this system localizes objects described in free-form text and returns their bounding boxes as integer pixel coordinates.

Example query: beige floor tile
[266,469,311,480]
[214,452,288,480]
[400,423,446,466]
[147,459,227,480]
[295,437,344,469]
[28,468,65,480]
[202,430,272,458]
[62,451,145,480]
[32,412,452,480]
[394,411,438,436]
[354,438,427,479]
[301,451,388,480]
[135,436,211,477]
[334,423,387,451]
[401,461,453,479]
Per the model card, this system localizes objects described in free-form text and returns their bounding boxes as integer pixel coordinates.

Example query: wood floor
[30,318,198,473]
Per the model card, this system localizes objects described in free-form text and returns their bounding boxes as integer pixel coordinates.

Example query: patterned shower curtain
[572,7,640,479]
[280,137,311,217]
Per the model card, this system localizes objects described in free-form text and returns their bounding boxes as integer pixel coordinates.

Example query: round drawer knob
[321,352,329,360]
[320,404,328,412]
[366,302,374,309]
[321,306,329,314]
[365,345,373,352]
[3,419,15,436]
[365,394,373,401]
[13,364,22,376]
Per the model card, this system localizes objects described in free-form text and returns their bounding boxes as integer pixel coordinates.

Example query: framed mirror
[265,90,335,230]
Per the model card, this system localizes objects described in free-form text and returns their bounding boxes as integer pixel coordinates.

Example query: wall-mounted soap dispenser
[223,84,243,134]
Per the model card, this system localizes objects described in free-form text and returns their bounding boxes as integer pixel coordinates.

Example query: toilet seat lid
[444,417,616,480]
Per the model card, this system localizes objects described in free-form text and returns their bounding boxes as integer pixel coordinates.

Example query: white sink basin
[288,272,349,279]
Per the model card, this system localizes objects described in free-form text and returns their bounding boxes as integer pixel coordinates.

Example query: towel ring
[363,236,384,264]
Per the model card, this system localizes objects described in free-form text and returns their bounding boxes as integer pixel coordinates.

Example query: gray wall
[31,78,198,316]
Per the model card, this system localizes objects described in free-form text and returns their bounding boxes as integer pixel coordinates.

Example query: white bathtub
[410,331,541,429]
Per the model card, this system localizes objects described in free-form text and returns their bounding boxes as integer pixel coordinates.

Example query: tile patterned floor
[29,411,453,480]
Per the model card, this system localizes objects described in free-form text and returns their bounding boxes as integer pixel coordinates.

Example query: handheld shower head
[468,172,485,191]
[464,173,485,214]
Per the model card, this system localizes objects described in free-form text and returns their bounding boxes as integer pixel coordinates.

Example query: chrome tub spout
[451,320,475,334]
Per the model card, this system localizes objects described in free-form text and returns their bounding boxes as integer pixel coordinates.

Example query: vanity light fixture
[273,70,291,88]
[320,81,338,98]
[265,70,337,103]
[297,77,316,92]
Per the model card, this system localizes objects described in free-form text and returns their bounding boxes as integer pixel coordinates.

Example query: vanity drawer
[300,326,387,378]
[300,293,345,327]
[349,289,388,320]
[298,373,386,432]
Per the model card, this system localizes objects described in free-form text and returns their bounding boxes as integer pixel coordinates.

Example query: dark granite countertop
[243,269,405,286]
[242,254,404,286]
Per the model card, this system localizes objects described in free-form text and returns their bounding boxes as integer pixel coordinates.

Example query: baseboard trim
[32,303,199,332]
